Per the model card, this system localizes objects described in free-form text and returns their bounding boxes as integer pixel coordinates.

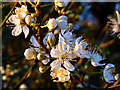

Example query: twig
[13,3,51,89]
[71,75,99,89]
[40,3,53,8]
[108,84,120,89]
[14,60,38,89]
[0,2,17,27]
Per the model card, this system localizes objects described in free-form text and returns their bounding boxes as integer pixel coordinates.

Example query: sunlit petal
[23,25,29,38]
[50,48,60,58]
[50,60,61,68]
[12,25,22,36]
[64,60,75,71]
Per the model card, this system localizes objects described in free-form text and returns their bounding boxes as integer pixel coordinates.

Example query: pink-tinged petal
[50,48,60,58]
[9,15,20,25]
[63,60,75,71]
[42,59,50,65]
[23,25,29,38]
[50,60,61,68]
[12,25,22,36]
[30,36,40,47]
[21,5,28,12]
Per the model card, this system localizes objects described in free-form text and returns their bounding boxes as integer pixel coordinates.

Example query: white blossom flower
[47,15,68,30]
[55,0,68,7]
[108,11,120,34]
[50,35,76,71]
[9,5,29,38]
[43,32,55,46]
[90,50,105,67]
[50,67,70,82]
[103,63,115,83]
[15,5,28,19]
[75,37,91,58]
[47,18,58,29]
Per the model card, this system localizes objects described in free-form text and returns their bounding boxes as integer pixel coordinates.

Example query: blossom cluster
[6,0,120,86]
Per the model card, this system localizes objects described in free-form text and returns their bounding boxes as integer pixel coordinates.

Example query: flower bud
[43,32,55,46]
[19,84,27,88]
[2,75,7,81]
[56,15,68,21]
[55,0,68,7]
[24,48,35,60]
[39,66,50,73]
[114,74,120,80]
[37,53,47,60]
[48,18,58,30]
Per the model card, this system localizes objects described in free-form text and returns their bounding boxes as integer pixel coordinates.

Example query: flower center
[59,54,66,61]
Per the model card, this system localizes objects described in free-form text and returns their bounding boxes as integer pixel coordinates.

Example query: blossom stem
[40,3,53,8]
[27,0,35,7]
[14,59,39,89]
[108,84,120,89]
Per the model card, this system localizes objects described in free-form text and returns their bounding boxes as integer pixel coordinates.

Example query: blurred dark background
[2,2,120,89]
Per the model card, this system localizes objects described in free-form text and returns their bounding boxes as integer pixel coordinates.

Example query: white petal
[63,31,72,41]
[50,60,61,68]
[58,40,67,53]
[17,12,26,19]
[65,75,70,81]
[23,25,29,38]
[50,48,60,58]
[75,37,82,45]
[105,63,114,70]
[12,25,22,36]
[67,51,76,59]
[56,15,68,21]
[43,32,55,45]
[42,59,50,65]
[59,33,65,42]
[30,36,40,47]
[63,60,75,71]
[9,15,20,25]
[25,15,31,25]
[21,5,28,12]
[91,59,105,67]
[58,20,67,30]
[24,48,34,60]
